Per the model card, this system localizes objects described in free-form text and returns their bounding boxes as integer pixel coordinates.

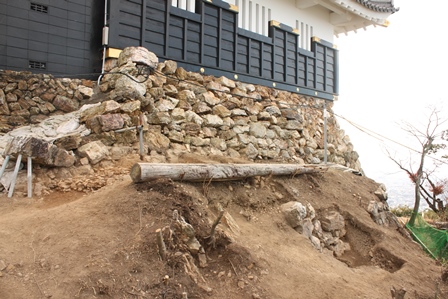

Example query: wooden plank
[130,163,328,183]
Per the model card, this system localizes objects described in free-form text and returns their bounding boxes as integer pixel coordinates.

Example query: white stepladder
[0,154,33,198]
[0,155,10,178]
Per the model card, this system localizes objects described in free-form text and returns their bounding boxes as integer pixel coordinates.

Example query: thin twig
[202,176,213,197]
[228,258,238,276]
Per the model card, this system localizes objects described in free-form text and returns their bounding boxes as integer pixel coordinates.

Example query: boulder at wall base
[77,140,109,165]
[4,136,75,167]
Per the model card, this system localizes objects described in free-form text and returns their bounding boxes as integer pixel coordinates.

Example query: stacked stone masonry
[0,47,362,172]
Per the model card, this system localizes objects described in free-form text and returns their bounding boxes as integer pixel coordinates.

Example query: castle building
[0,0,398,100]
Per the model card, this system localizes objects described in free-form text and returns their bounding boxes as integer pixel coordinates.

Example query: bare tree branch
[387,107,447,225]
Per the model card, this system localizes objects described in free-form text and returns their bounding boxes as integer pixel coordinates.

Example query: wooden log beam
[130,163,327,183]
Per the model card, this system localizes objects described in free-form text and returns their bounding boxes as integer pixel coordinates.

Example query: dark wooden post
[140,0,147,46]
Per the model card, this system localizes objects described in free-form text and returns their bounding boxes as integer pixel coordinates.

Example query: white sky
[334,0,448,188]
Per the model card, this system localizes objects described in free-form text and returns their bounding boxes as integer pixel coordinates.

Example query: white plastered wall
[171,0,335,49]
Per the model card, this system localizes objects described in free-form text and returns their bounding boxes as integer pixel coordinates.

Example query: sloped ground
[0,155,446,299]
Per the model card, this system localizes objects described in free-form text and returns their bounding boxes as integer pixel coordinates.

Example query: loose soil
[0,154,446,299]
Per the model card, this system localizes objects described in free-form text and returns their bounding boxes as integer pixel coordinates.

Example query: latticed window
[30,3,48,13]
[29,61,47,70]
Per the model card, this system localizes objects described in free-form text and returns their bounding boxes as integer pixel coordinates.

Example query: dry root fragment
[182,253,206,284]
[171,210,202,254]
[205,204,224,248]
[156,228,167,260]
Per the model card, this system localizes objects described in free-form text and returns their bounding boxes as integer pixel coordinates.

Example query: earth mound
[0,155,446,299]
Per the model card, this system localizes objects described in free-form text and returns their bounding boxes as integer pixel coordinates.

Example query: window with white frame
[171,0,196,12]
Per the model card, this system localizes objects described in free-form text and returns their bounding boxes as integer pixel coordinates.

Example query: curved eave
[328,0,399,35]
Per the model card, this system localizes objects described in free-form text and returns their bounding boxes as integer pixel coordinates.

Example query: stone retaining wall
[0,48,362,172]
[0,71,94,131]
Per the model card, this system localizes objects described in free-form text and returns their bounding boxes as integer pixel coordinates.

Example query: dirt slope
[0,156,446,299]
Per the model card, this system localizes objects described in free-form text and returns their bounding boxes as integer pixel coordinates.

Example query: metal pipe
[0,155,10,179]
[8,154,22,198]
[98,0,109,86]
[323,101,328,164]
[139,125,144,160]
[115,125,139,133]
[27,156,32,198]
[103,0,108,29]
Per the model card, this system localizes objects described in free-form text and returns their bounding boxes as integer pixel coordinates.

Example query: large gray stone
[319,210,345,232]
[113,75,146,101]
[117,46,158,69]
[280,201,307,229]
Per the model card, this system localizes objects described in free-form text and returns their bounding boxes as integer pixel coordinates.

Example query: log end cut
[130,163,142,182]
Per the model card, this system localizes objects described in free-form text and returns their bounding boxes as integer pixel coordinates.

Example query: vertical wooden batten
[141,0,147,46]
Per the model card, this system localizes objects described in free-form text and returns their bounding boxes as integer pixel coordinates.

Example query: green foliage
[390,205,415,217]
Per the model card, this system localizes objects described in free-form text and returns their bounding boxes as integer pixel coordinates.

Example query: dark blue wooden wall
[0,0,103,76]
[108,0,339,100]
